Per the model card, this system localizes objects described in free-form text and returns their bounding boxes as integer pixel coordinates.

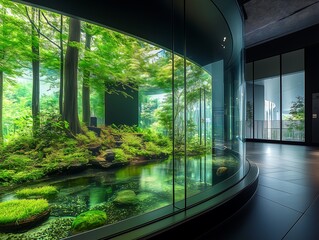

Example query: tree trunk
[63,17,81,135]
[31,8,40,133]
[82,27,92,126]
[0,71,3,143]
[59,14,64,115]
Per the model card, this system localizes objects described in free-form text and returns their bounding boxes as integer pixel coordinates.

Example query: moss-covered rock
[216,166,228,176]
[0,199,50,232]
[71,210,107,234]
[16,186,58,199]
[113,190,138,206]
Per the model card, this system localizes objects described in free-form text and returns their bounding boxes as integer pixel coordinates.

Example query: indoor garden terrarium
[0,0,247,239]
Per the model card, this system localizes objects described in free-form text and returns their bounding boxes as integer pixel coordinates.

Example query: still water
[0,154,239,240]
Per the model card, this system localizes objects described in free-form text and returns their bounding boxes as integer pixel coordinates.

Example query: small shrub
[113,148,129,162]
[144,142,162,155]
[1,155,32,170]
[121,133,142,147]
[0,170,15,182]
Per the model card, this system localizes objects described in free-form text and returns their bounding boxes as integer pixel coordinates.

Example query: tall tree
[0,0,29,142]
[30,7,40,132]
[59,15,64,115]
[63,17,81,134]
[82,23,92,126]
[38,11,65,115]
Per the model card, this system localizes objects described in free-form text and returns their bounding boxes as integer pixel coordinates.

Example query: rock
[216,166,228,176]
[70,210,107,234]
[89,158,113,169]
[115,141,123,147]
[88,126,101,137]
[113,190,138,206]
[102,150,115,161]
[87,144,101,156]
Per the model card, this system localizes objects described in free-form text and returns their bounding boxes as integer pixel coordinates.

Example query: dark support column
[104,85,139,126]
[305,44,319,145]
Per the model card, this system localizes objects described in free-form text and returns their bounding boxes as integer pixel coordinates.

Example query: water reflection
[0,153,240,238]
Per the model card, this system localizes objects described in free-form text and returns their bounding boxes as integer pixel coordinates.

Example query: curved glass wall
[0,0,246,239]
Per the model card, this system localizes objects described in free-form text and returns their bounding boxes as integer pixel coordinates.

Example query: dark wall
[246,23,319,62]
[105,86,138,126]
[246,23,319,146]
[305,45,319,145]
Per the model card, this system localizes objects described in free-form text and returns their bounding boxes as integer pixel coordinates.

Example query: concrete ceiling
[241,0,319,48]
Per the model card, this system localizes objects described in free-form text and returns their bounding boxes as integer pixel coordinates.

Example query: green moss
[71,210,107,234]
[12,169,45,183]
[0,170,15,182]
[113,190,138,206]
[16,186,58,199]
[1,155,33,170]
[0,199,49,224]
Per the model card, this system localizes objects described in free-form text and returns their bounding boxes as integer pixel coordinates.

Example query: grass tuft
[16,186,58,198]
[0,199,49,224]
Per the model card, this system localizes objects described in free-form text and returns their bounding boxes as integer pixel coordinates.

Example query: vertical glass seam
[280,54,283,141]
[183,0,187,208]
[252,61,255,139]
[172,0,175,208]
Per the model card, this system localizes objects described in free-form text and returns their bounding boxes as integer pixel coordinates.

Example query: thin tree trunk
[63,17,81,135]
[59,14,64,115]
[82,27,92,126]
[0,71,3,143]
[31,8,40,133]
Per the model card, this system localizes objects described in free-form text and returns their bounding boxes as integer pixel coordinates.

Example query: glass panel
[282,49,305,141]
[185,61,212,198]
[254,56,280,140]
[173,53,186,207]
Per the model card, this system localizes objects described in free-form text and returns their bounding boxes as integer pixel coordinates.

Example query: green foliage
[11,169,45,183]
[0,154,32,169]
[286,96,305,132]
[0,170,15,182]
[3,134,36,153]
[34,113,69,143]
[121,133,142,147]
[75,126,100,145]
[16,186,58,198]
[41,148,90,173]
[0,199,49,224]
[113,148,129,162]
[71,210,107,234]
[144,142,164,156]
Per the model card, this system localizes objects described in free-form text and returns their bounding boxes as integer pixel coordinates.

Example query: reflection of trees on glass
[246,100,253,137]
[138,52,211,153]
[285,96,304,133]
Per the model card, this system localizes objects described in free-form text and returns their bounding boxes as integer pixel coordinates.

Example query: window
[245,49,305,142]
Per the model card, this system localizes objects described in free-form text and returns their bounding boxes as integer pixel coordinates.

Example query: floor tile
[256,185,314,212]
[262,171,307,181]
[283,213,319,240]
[196,143,319,240]
[197,195,302,240]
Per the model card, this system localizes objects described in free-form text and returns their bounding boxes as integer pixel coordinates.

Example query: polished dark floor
[197,142,319,240]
